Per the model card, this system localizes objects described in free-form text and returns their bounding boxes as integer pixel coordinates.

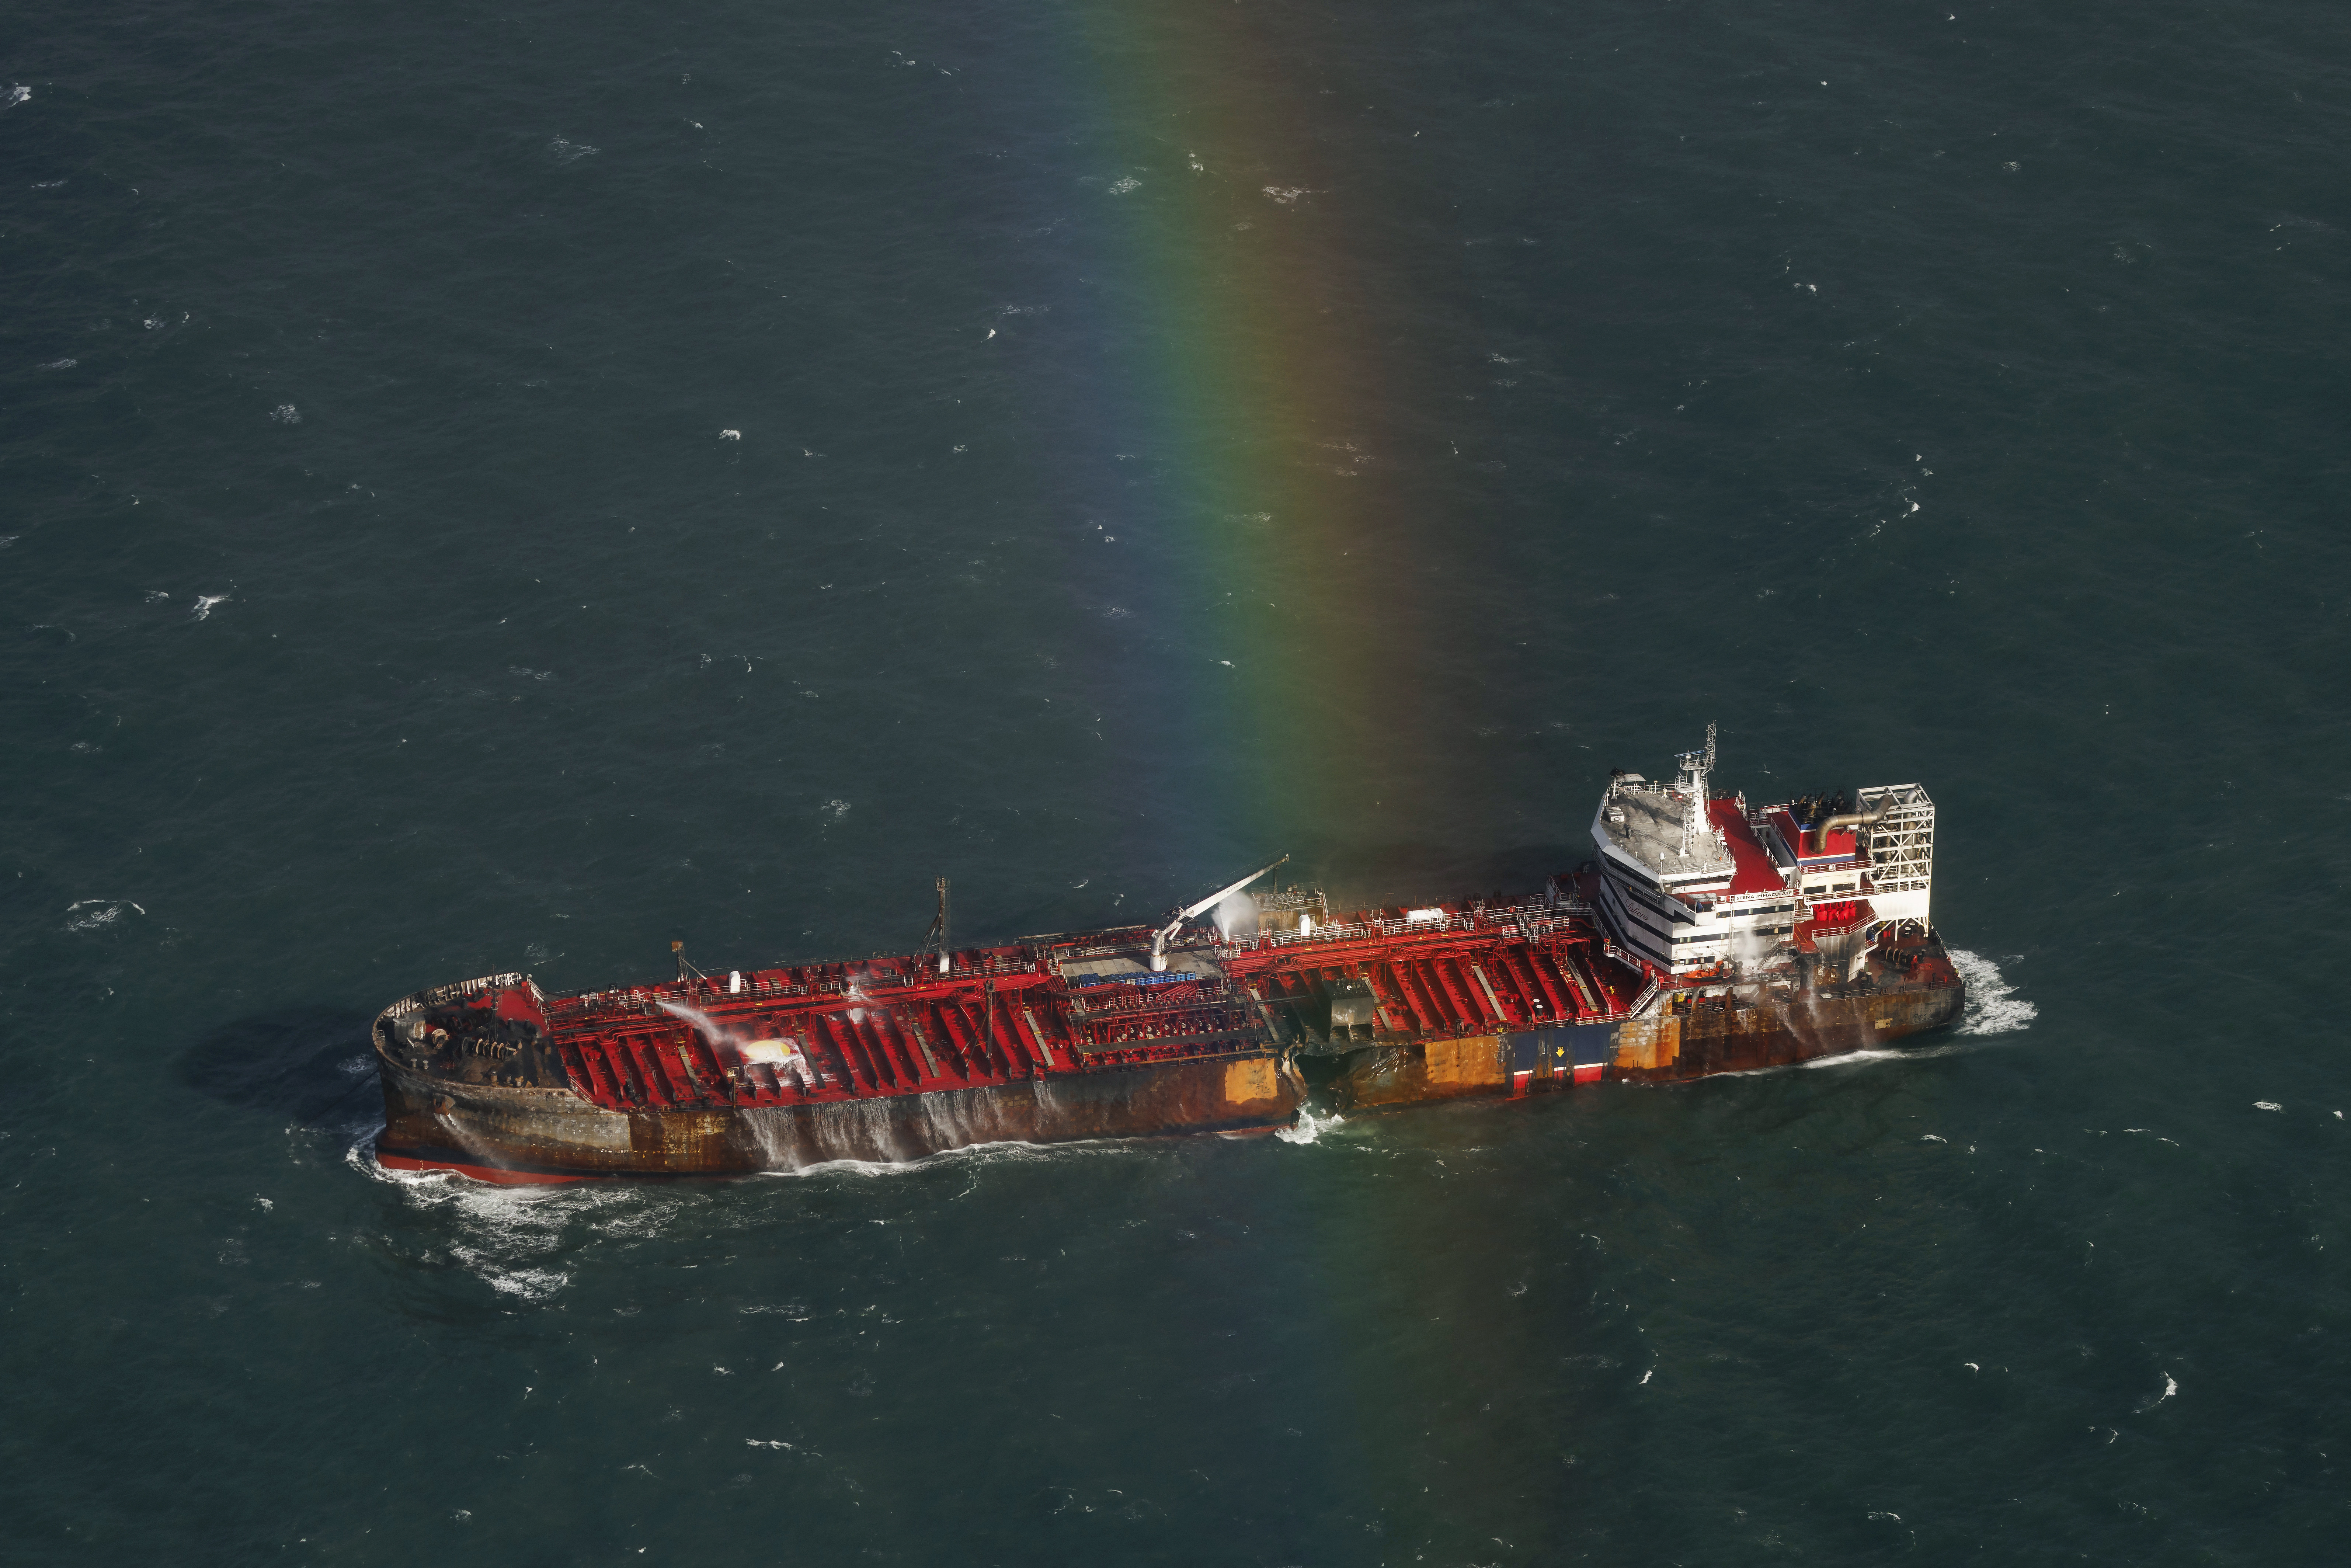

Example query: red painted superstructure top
[434,898,1648,1116]
[1761,807,1865,866]
[1711,799,1787,896]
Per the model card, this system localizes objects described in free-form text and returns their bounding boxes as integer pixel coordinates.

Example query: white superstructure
[1582,728,1935,977]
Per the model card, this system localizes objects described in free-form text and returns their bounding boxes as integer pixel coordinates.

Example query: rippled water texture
[5,2,2349,1562]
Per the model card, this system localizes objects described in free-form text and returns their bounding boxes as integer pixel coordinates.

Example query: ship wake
[1948,949,2036,1035]
[750,1132,1141,1183]
[345,1130,684,1302]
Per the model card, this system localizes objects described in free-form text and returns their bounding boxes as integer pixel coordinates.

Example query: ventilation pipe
[1815,800,1892,841]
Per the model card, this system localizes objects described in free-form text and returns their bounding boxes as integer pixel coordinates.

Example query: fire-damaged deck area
[1225,904,1643,1046]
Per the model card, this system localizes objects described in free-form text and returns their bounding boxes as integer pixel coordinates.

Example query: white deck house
[1589,729,1934,976]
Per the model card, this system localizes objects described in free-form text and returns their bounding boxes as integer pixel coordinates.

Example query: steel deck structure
[483,899,1650,1116]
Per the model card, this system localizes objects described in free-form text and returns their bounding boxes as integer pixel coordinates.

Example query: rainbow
[1073,9,1430,857]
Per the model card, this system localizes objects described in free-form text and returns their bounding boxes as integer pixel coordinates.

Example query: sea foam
[1950,949,2036,1035]
[1276,1108,1344,1145]
[345,1131,689,1303]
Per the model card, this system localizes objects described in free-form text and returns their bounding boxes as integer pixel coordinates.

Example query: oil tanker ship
[372,731,1963,1182]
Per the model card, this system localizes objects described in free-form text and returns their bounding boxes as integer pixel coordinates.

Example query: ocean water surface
[5,1,2349,1562]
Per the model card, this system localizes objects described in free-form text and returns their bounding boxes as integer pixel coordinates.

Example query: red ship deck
[492,900,1646,1116]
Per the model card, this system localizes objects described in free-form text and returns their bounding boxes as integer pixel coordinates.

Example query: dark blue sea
[6,2,2349,1561]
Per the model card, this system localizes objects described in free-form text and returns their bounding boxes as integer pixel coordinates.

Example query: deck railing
[1065,980,1236,1021]
[1234,900,1595,954]
[545,953,1056,1025]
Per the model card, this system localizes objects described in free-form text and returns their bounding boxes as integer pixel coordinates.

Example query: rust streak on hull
[376,1048,1301,1180]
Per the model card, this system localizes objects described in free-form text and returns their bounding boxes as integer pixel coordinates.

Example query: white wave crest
[344,1132,692,1303]
[452,1251,569,1301]
[751,1134,1130,1182]
[65,898,145,931]
[1950,949,2035,1035]
[1277,1108,1345,1145]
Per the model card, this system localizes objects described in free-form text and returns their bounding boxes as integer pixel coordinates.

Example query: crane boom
[1151,855,1289,971]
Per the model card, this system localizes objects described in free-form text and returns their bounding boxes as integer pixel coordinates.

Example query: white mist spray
[657,998,815,1092]
[1726,920,1771,977]
[1213,890,1259,940]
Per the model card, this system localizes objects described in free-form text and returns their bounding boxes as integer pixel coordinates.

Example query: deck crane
[1150,855,1288,971]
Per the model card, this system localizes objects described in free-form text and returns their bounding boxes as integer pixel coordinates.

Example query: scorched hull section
[374,1046,1302,1181]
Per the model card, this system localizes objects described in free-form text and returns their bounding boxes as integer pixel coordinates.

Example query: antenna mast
[1677,724,1718,859]
[921,876,950,973]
